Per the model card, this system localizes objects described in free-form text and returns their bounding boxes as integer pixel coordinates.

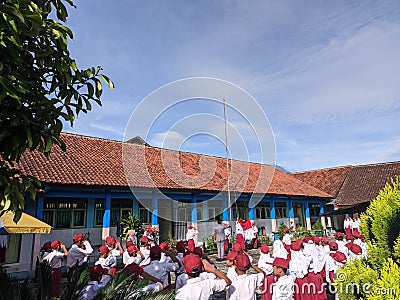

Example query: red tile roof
[292,166,352,198]
[16,133,330,198]
[335,162,400,207]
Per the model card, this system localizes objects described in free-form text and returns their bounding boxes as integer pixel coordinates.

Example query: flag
[236,218,254,241]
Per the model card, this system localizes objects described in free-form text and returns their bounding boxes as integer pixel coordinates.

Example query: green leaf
[98,73,115,89]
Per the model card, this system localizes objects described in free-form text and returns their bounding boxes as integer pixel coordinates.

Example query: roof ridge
[292,165,353,174]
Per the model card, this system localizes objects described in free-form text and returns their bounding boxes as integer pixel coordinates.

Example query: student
[41,240,68,299]
[225,251,239,282]
[288,241,309,300]
[66,234,93,279]
[175,240,186,275]
[105,236,123,273]
[95,245,118,275]
[227,252,265,300]
[271,257,294,300]
[78,265,108,300]
[186,225,199,245]
[175,253,231,300]
[257,244,274,275]
[124,260,166,292]
[143,245,181,287]
[139,236,151,267]
[123,245,144,266]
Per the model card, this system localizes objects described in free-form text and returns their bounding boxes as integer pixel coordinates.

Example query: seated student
[227,252,265,300]
[143,245,181,287]
[175,253,231,299]
[271,257,294,300]
[78,265,108,300]
[175,240,186,275]
[159,242,173,263]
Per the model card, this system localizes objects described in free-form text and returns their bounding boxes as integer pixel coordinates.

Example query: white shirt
[123,251,142,266]
[78,280,107,300]
[95,254,116,270]
[139,246,151,266]
[66,241,93,269]
[228,273,264,300]
[175,272,216,291]
[272,275,295,300]
[42,249,65,268]
[186,228,199,241]
[143,260,179,285]
[227,266,239,282]
[258,253,274,275]
[282,234,293,245]
[175,277,227,300]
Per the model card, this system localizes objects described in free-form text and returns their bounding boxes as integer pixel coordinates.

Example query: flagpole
[223,98,231,221]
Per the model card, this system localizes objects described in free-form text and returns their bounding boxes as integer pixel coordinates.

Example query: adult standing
[186,225,199,246]
[214,219,230,261]
[66,234,93,279]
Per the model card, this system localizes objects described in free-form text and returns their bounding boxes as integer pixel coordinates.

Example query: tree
[0,0,114,221]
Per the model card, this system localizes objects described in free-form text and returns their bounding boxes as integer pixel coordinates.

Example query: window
[3,234,21,264]
[111,199,133,226]
[255,202,271,219]
[309,203,321,217]
[275,202,287,218]
[95,199,104,227]
[139,207,151,224]
[43,198,87,229]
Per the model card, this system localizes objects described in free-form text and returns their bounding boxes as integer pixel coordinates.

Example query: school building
[4,132,334,275]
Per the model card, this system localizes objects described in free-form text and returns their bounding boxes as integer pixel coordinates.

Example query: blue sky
[63,0,400,172]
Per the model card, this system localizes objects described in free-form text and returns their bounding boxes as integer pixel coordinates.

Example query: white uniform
[258,252,274,275]
[95,255,116,270]
[175,272,216,291]
[139,246,151,267]
[272,275,295,300]
[175,277,226,300]
[42,249,65,268]
[186,228,199,241]
[143,260,179,285]
[123,250,142,266]
[228,273,264,300]
[66,241,93,269]
[78,280,107,300]
[282,233,293,245]
[226,266,238,282]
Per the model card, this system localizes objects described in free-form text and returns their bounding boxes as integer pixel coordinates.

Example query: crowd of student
[39,223,367,300]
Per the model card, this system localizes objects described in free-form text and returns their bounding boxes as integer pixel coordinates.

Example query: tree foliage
[338,176,400,300]
[0,0,114,221]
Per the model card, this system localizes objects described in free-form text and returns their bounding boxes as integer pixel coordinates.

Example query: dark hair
[217,220,222,224]
[187,266,201,278]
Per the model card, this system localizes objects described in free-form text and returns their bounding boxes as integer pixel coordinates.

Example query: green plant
[312,220,324,231]
[278,222,288,240]
[202,235,217,253]
[120,213,142,240]
[258,235,271,246]
[294,226,311,238]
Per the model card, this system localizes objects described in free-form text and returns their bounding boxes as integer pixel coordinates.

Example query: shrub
[365,258,400,300]
[120,213,142,240]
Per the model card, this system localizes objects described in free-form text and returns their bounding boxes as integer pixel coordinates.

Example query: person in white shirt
[139,236,151,267]
[66,234,93,279]
[225,251,239,282]
[271,257,294,300]
[186,225,199,245]
[78,265,108,300]
[175,268,216,291]
[175,253,231,300]
[41,240,68,298]
[95,245,118,275]
[143,245,181,287]
[282,228,293,246]
[105,236,123,274]
[288,241,309,300]
[257,244,274,275]
[123,244,144,266]
[227,252,265,300]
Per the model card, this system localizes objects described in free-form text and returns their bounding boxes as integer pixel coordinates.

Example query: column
[36,196,44,220]
[248,195,255,221]
[288,200,295,228]
[151,193,158,226]
[87,197,95,228]
[132,197,139,216]
[320,201,326,229]
[270,200,278,240]
[202,200,209,221]
[102,190,111,240]
[191,193,198,245]
[305,201,311,231]
[223,195,229,222]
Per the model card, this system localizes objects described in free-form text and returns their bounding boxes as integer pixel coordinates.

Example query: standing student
[214,219,230,261]
[66,234,93,279]
[41,240,68,299]
[271,257,294,300]
[227,252,265,300]
[175,253,231,300]
[186,225,199,245]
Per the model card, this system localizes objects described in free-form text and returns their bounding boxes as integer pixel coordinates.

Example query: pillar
[36,196,44,220]
[191,193,198,245]
[249,195,255,220]
[132,197,139,216]
[320,201,326,229]
[151,193,158,226]
[87,197,95,228]
[288,200,295,229]
[102,190,111,240]
[270,200,278,240]
[223,195,229,222]
[305,201,311,231]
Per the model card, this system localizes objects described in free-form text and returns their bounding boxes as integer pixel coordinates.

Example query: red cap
[312,236,320,244]
[160,242,170,251]
[321,237,329,244]
[193,247,203,257]
[350,244,362,255]
[333,251,347,263]
[303,236,311,244]
[99,245,109,254]
[182,253,203,274]
[284,228,289,233]
[290,241,301,251]
[260,244,269,254]
[187,239,195,252]
[127,245,138,253]
[51,240,61,249]
[329,242,338,251]
[126,240,133,248]
[233,243,243,252]
[105,236,116,247]
[188,225,193,229]
[273,257,289,269]
[41,241,52,251]
[73,234,84,242]
[89,265,106,280]
[345,242,353,249]
[150,245,162,260]
[353,232,361,239]
[224,251,238,260]
[346,234,353,241]
[140,236,149,243]
[176,240,186,252]
[235,253,251,271]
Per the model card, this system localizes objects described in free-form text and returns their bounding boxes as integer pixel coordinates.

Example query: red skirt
[261,274,275,300]
[307,272,327,300]
[236,234,245,250]
[51,267,62,297]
